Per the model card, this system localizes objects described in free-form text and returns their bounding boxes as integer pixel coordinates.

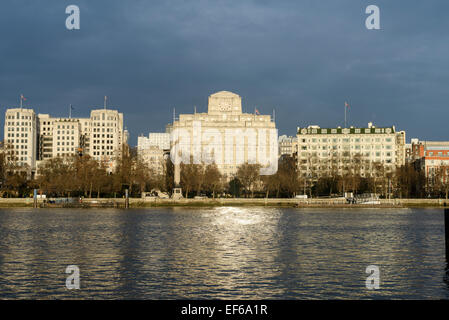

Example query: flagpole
[344,104,346,128]
[69,104,72,118]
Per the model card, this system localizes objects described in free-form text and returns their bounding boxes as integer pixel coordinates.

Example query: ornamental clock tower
[207,91,242,115]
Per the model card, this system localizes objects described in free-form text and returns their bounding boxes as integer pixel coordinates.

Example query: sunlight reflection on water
[0,207,448,299]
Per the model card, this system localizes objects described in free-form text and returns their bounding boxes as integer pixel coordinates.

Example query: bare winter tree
[236,162,261,198]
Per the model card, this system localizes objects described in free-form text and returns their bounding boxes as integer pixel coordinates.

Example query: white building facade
[137,131,170,176]
[137,145,166,176]
[171,91,278,179]
[278,135,297,157]
[89,109,125,170]
[296,123,406,179]
[137,132,170,151]
[3,108,38,170]
[4,106,125,174]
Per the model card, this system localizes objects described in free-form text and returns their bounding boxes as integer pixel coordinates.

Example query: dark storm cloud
[1,0,448,144]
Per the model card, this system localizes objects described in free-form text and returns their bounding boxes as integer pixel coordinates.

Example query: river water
[0,207,448,299]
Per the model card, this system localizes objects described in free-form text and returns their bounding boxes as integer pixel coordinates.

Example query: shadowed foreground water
[0,207,448,299]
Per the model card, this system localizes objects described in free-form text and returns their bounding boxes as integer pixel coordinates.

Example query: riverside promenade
[0,197,447,208]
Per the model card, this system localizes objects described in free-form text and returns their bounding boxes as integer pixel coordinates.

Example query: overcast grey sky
[1,0,448,145]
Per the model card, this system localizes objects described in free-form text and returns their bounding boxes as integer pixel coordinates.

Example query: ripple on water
[0,207,448,299]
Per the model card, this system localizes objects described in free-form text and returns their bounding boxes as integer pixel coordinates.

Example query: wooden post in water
[125,189,129,209]
[445,208,449,261]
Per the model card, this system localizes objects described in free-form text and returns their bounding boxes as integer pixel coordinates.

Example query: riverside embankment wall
[0,197,448,208]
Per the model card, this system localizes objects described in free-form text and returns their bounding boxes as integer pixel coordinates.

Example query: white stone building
[137,145,166,176]
[137,132,170,176]
[3,108,38,171]
[38,115,92,160]
[4,106,125,174]
[278,135,297,157]
[171,91,278,179]
[137,132,170,150]
[296,122,406,178]
[89,109,125,171]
